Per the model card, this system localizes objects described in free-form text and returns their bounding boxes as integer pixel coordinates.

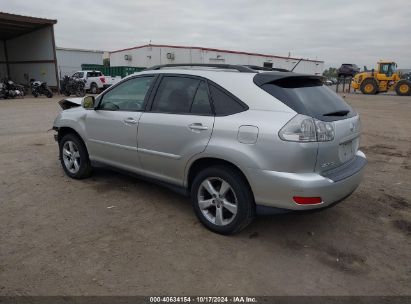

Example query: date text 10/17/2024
[149,296,258,303]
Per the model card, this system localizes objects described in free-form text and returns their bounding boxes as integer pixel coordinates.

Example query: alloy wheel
[197,177,238,226]
[62,140,81,174]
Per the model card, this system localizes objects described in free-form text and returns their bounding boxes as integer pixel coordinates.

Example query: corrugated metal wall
[0,40,6,78]
[57,48,103,79]
[6,27,58,86]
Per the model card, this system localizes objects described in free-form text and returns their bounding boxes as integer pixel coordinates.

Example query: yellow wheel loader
[351,61,411,96]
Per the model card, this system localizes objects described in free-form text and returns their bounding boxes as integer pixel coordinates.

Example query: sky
[1,0,411,69]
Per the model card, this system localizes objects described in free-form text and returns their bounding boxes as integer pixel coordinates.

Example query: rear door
[137,75,215,185]
[85,75,155,170]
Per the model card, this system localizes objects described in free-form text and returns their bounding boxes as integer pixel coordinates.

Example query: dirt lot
[0,93,410,296]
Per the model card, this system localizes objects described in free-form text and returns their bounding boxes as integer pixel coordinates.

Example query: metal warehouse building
[110,44,324,75]
[56,47,104,79]
[0,12,59,89]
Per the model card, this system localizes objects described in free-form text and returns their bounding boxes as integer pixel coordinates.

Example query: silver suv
[53,64,366,235]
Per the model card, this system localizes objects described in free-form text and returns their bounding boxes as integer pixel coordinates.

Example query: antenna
[291,58,303,72]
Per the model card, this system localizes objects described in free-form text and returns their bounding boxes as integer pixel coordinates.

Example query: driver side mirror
[82,96,95,109]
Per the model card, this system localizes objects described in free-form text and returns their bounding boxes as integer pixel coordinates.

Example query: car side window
[151,76,200,114]
[99,77,154,111]
[87,71,101,77]
[77,72,84,78]
[190,81,212,115]
[209,84,245,116]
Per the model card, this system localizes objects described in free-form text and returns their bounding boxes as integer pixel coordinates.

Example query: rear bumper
[246,151,366,210]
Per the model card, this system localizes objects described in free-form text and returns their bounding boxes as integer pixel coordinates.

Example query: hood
[58,98,83,110]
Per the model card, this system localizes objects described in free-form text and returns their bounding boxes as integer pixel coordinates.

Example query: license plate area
[339,138,359,163]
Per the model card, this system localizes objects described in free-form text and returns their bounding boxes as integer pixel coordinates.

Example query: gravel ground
[0,93,410,296]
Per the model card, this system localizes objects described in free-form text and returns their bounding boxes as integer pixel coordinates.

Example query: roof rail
[145,63,256,73]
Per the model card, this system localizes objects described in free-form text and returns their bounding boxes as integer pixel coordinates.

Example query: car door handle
[188,123,208,131]
[124,117,137,124]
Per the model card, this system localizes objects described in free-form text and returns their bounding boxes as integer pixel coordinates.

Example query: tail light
[279,114,335,142]
[100,77,105,84]
[293,196,322,205]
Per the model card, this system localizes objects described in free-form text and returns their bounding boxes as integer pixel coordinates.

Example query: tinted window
[99,77,153,111]
[260,78,355,122]
[209,85,245,116]
[87,71,102,77]
[191,81,212,115]
[152,76,199,114]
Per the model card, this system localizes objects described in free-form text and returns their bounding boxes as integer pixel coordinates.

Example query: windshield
[260,78,356,121]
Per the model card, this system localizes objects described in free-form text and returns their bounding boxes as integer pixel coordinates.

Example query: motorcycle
[30,79,53,98]
[61,76,86,97]
[0,79,24,99]
[0,82,5,99]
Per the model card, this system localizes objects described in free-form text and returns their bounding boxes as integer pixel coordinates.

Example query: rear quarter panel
[184,109,319,186]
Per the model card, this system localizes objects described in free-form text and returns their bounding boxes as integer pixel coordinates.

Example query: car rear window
[260,77,356,121]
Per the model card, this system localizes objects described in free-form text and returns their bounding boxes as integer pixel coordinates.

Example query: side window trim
[188,81,202,113]
[96,74,158,112]
[145,74,215,116]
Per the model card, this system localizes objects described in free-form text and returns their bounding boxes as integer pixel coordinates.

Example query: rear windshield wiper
[323,110,350,117]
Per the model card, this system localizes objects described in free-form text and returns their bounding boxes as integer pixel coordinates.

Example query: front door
[137,76,215,185]
[85,76,155,171]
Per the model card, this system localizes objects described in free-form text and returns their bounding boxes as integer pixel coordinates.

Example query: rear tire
[395,80,411,96]
[190,166,255,235]
[46,90,53,98]
[59,133,92,179]
[360,78,378,95]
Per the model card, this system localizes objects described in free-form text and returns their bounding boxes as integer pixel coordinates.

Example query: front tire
[59,133,92,179]
[75,89,85,97]
[395,80,411,96]
[191,166,255,235]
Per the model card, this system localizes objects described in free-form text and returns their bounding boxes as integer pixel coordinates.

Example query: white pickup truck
[71,70,121,94]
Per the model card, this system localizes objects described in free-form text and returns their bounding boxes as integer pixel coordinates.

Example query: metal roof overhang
[0,12,57,40]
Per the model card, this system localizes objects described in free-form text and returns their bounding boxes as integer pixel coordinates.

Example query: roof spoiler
[253,73,324,87]
[245,65,290,72]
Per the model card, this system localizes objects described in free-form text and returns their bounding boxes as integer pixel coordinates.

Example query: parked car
[71,70,120,94]
[53,64,366,235]
[337,64,360,78]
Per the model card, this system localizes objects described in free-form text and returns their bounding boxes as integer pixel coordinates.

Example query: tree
[323,67,338,79]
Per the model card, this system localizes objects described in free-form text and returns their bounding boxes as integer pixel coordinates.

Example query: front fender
[53,108,88,145]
